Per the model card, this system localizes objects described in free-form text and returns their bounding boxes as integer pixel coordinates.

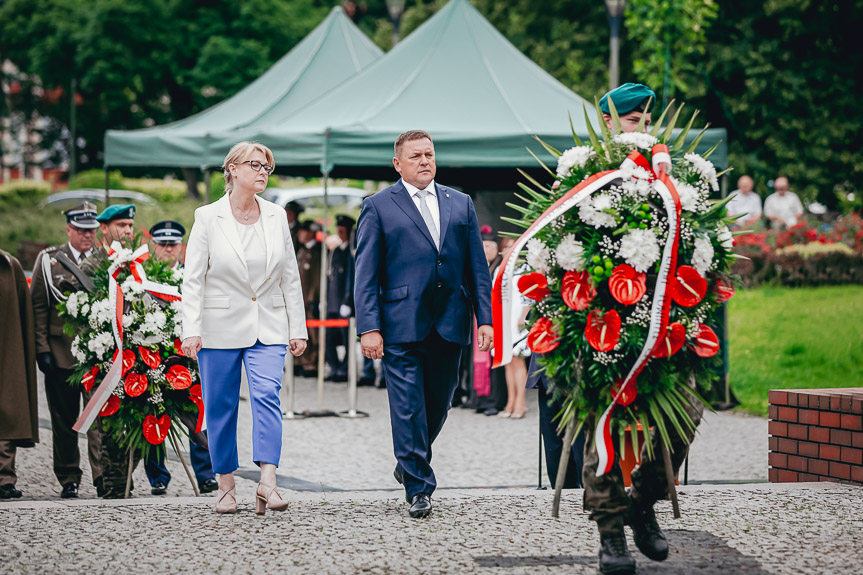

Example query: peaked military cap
[149,220,186,244]
[96,204,136,222]
[599,83,656,115]
[299,220,323,233]
[63,202,99,229]
[285,201,305,214]
[336,215,356,229]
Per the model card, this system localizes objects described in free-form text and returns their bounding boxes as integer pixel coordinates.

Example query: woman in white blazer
[181,142,307,514]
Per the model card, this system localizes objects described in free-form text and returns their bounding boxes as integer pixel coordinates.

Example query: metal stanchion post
[282,349,304,420]
[339,317,368,418]
[537,412,546,489]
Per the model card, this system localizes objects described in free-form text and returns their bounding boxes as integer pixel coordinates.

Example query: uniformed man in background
[296,220,322,378]
[94,204,141,498]
[30,202,104,498]
[285,201,305,253]
[325,215,355,382]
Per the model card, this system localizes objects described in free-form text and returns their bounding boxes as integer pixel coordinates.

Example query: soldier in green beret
[579,83,704,575]
[96,204,136,244]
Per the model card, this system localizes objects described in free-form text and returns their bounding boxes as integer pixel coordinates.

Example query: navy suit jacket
[354,180,493,346]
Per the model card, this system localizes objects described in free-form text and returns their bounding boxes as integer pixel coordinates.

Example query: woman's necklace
[232,196,257,221]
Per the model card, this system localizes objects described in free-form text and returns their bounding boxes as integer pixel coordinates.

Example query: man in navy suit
[354,130,493,519]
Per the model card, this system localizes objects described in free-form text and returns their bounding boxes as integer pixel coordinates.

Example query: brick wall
[768,388,863,485]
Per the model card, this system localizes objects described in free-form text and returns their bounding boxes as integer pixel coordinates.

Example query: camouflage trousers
[582,392,703,537]
[99,418,142,492]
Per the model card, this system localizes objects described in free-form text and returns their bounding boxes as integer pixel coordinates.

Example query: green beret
[599,83,656,115]
[96,204,136,222]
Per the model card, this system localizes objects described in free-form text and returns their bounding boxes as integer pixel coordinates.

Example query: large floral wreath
[60,239,202,461]
[492,101,740,476]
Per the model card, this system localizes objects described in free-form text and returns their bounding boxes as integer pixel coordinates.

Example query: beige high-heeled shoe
[256,483,290,514]
[215,487,237,514]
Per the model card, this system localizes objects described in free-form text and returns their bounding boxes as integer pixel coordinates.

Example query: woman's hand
[289,338,307,357]
[181,336,203,361]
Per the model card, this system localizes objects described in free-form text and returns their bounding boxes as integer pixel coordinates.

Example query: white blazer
[182,193,308,349]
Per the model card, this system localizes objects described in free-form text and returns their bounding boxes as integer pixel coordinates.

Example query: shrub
[68,169,126,191]
[0,180,51,209]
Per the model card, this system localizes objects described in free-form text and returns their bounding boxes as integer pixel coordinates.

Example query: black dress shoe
[358,376,375,387]
[94,477,105,498]
[409,493,432,519]
[199,478,218,494]
[0,484,23,499]
[375,378,386,389]
[151,481,168,495]
[60,482,79,499]
[330,373,348,383]
[598,531,636,575]
[628,499,669,561]
[393,465,404,485]
[301,369,318,378]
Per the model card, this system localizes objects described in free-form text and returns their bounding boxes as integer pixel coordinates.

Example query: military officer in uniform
[580,83,704,575]
[325,215,355,382]
[141,220,218,495]
[30,202,104,498]
[296,220,322,377]
[285,201,305,253]
[94,204,142,498]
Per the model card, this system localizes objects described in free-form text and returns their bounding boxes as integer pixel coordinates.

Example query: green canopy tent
[207,0,727,187]
[103,6,383,170]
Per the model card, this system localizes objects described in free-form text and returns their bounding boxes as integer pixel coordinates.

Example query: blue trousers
[383,329,461,498]
[144,430,214,486]
[197,341,287,474]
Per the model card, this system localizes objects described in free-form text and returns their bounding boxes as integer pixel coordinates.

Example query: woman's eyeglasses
[239,160,274,175]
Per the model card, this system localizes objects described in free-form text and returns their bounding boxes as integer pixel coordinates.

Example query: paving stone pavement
[1,483,861,574]
[12,371,766,500]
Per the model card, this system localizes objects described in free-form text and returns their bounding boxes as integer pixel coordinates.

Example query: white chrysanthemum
[122,312,139,329]
[71,335,87,362]
[684,153,719,191]
[676,181,700,212]
[171,268,184,282]
[65,292,80,318]
[108,247,134,263]
[578,193,617,228]
[556,146,595,179]
[526,238,551,274]
[141,310,167,333]
[89,299,114,326]
[80,302,90,316]
[87,332,115,360]
[691,235,715,276]
[618,229,661,273]
[170,300,183,315]
[121,276,145,296]
[716,225,734,250]
[173,322,183,338]
[613,132,658,150]
[555,234,585,271]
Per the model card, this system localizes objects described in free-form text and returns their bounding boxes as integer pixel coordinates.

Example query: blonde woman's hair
[222,141,275,193]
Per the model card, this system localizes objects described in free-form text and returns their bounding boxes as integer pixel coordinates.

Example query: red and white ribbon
[490,144,682,477]
[73,242,181,432]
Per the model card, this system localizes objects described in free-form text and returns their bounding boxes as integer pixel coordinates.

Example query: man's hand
[36,352,55,375]
[361,330,384,360]
[181,336,203,361]
[289,338,307,357]
[477,324,494,352]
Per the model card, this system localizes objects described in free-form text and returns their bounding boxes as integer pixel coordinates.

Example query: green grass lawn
[729,285,863,416]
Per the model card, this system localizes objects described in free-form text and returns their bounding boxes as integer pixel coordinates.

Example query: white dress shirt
[764,191,804,227]
[67,243,92,264]
[726,190,762,222]
[402,178,440,236]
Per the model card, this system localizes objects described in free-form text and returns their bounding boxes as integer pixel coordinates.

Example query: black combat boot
[628,498,669,561]
[598,529,636,575]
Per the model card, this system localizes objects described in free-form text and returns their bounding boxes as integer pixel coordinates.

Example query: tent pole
[203,168,211,204]
[317,133,331,411]
[104,167,111,207]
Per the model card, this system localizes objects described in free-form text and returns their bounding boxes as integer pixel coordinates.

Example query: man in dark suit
[30,202,104,499]
[354,130,493,518]
[526,353,585,488]
[285,201,305,254]
[325,215,356,382]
